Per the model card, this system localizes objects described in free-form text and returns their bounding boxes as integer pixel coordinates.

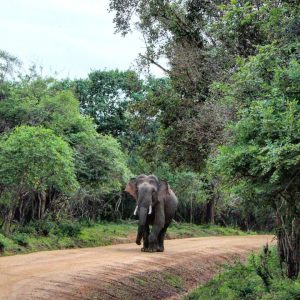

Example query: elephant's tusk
[133,206,138,215]
[148,205,152,215]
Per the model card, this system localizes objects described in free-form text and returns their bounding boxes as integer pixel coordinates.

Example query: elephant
[125,174,178,252]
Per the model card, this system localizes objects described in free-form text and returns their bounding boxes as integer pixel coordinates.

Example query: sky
[0,0,164,78]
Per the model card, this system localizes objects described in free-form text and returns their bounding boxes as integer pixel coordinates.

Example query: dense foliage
[208,14,300,279]
[0,126,78,233]
[73,70,143,138]
[0,74,132,232]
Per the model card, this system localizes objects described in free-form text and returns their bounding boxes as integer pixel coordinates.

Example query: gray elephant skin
[125,174,178,252]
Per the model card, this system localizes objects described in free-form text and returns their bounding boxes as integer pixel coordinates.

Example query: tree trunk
[3,207,14,235]
[190,196,193,224]
[277,212,300,279]
[38,193,42,219]
[205,198,215,224]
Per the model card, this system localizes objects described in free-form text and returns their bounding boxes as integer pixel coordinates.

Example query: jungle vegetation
[0,0,300,284]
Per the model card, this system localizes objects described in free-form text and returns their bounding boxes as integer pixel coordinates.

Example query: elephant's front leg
[147,223,164,252]
[145,202,165,252]
[157,223,170,252]
[141,223,150,252]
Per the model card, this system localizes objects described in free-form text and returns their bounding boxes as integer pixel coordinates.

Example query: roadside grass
[167,223,253,238]
[164,272,183,289]
[0,221,256,256]
[184,246,300,300]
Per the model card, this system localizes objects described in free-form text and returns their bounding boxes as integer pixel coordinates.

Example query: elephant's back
[169,189,178,206]
[165,189,178,220]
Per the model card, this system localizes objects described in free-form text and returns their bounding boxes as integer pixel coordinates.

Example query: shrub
[17,224,36,235]
[80,219,95,228]
[185,247,300,300]
[33,220,57,237]
[12,233,29,247]
[57,222,81,237]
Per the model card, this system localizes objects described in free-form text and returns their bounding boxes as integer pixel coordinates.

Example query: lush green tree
[0,126,78,233]
[212,96,300,278]
[71,130,132,220]
[0,50,21,103]
[210,27,300,278]
[74,70,144,138]
[0,75,60,132]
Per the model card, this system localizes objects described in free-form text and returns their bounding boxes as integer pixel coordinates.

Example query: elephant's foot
[144,248,157,252]
[142,244,158,252]
[147,244,158,252]
[156,246,164,252]
[142,248,153,252]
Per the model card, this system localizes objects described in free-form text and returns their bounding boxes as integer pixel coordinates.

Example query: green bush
[12,233,29,247]
[0,233,21,253]
[33,220,57,237]
[17,224,36,235]
[80,219,95,228]
[57,222,81,237]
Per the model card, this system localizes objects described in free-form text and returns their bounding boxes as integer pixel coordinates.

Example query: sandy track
[0,235,274,300]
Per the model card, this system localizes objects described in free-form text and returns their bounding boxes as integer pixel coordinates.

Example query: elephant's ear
[158,180,171,201]
[125,178,138,200]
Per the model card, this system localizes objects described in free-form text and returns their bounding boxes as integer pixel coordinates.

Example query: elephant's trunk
[136,206,148,245]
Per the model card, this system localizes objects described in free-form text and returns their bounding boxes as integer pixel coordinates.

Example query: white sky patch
[0,0,165,78]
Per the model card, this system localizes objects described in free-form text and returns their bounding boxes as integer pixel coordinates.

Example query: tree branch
[139,54,171,74]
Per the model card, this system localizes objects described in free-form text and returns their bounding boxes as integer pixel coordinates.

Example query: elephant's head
[125,174,170,245]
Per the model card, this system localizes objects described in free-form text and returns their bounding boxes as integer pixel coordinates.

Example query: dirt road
[0,235,274,300]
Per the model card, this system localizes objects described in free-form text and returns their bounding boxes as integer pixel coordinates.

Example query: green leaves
[208,3,300,259]
[215,97,300,190]
[75,70,144,137]
[73,131,132,193]
[0,69,133,224]
[0,126,79,194]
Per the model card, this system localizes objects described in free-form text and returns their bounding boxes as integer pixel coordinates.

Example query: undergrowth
[0,220,255,256]
[185,246,300,300]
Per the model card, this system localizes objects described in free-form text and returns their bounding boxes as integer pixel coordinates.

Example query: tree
[71,131,132,220]
[0,126,78,233]
[109,0,230,97]
[213,96,300,278]
[211,32,300,278]
[109,0,300,170]
[74,70,144,138]
[0,50,21,83]
[107,1,240,170]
